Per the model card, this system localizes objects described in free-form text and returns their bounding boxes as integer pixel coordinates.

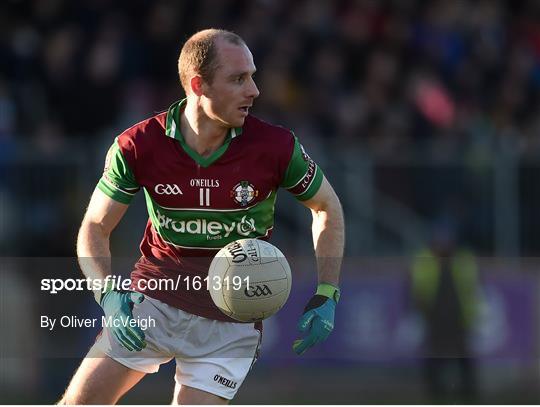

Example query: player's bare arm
[77,188,129,284]
[292,175,344,355]
[77,188,146,351]
[301,175,345,287]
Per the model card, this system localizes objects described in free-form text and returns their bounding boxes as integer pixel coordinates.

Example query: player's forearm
[76,221,113,281]
[311,201,344,287]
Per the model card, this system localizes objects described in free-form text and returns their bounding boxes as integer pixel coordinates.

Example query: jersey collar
[165,99,243,166]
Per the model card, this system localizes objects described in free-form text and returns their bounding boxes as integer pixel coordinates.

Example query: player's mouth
[239,106,251,115]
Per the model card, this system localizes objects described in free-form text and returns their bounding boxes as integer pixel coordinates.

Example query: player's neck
[181,104,229,158]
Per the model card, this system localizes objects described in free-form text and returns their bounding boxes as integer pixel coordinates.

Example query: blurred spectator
[410,217,481,403]
[1,0,537,154]
[0,259,39,395]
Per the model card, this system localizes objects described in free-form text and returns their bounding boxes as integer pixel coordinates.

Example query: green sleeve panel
[96,139,140,204]
[280,136,324,201]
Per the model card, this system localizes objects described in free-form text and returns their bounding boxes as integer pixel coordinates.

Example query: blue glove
[99,288,146,352]
[293,283,340,355]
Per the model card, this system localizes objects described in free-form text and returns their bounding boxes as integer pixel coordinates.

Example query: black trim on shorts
[249,325,263,371]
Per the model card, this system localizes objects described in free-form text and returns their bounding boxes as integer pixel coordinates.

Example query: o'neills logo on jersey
[156,210,256,240]
[190,178,220,188]
[231,181,259,207]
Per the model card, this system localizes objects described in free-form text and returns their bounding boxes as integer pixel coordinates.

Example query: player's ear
[190,75,204,96]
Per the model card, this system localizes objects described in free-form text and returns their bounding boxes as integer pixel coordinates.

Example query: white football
[208,239,292,322]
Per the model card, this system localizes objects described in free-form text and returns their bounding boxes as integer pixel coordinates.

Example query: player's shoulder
[243,115,295,145]
[117,111,167,145]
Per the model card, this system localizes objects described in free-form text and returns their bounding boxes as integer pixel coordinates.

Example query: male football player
[59,29,344,404]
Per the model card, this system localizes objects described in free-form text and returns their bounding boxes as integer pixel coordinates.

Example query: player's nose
[246,77,260,99]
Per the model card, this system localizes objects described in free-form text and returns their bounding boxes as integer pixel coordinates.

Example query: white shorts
[93,295,262,400]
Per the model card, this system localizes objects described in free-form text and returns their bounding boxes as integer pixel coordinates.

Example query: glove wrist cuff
[316,283,340,303]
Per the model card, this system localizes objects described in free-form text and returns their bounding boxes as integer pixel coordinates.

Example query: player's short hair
[178,29,246,93]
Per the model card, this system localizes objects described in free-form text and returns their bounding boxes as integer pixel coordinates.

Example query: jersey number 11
[199,188,210,206]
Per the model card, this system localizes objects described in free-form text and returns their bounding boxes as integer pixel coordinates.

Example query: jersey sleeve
[280,135,324,201]
[96,138,140,204]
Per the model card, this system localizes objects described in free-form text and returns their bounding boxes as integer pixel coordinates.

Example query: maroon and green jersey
[97,99,324,321]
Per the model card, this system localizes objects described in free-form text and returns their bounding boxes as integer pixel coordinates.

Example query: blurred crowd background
[2,0,540,256]
[1,0,539,404]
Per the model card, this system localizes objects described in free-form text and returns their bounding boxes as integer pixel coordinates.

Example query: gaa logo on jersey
[231,181,259,207]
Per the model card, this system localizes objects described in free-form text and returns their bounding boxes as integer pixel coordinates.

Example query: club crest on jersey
[231,181,259,207]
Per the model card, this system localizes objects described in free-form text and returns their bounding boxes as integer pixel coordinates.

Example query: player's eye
[235,76,245,84]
